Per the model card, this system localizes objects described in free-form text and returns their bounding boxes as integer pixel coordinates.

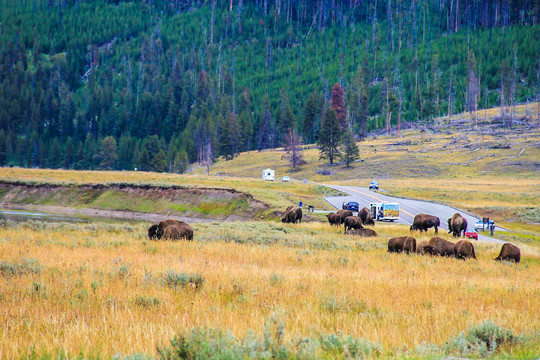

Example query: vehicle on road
[281,176,290,182]
[474,219,494,232]
[342,201,359,212]
[370,202,400,221]
[369,181,379,190]
[465,230,478,240]
[262,169,275,181]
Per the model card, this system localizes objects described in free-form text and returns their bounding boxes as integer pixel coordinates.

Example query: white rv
[262,169,275,181]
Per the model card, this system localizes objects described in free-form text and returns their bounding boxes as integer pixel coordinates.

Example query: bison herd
[326,208,378,237]
[325,208,521,263]
[145,208,521,264]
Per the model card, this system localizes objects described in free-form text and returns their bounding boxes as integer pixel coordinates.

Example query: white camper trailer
[262,169,275,181]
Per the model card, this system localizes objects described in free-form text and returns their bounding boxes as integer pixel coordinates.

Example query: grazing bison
[447,213,468,237]
[428,237,455,257]
[148,224,161,239]
[410,214,440,234]
[282,206,303,223]
[416,240,433,255]
[358,207,375,226]
[454,240,476,260]
[404,236,417,254]
[494,243,521,263]
[343,216,364,232]
[162,224,194,241]
[388,236,416,253]
[148,219,193,241]
[344,228,378,237]
[326,213,341,226]
[337,210,353,224]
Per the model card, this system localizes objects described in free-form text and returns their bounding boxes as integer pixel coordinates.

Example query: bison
[163,224,194,241]
[337,210,353,224]
[410,214,440,234]
[148,219,193,241]
[282,206,303,223]
[428,236,455,257]
[388,236,416,254]
[447,213,468,237]
[343,216,364,232]
[344,228,378,237]
[454,239,476,260]
[494,243,521,263]
[326,213,341,226]
[358,207,375,226]
[416,240,433,255]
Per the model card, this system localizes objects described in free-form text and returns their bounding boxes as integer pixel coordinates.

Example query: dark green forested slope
[0,0,538,171]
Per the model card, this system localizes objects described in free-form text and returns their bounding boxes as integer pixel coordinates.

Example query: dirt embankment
[0,181,268,221]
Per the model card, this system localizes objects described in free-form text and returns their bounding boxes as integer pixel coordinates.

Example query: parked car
[464,230,478,240]
[369,181,379,190]
[281,176,290,182]
[342,201,359,212]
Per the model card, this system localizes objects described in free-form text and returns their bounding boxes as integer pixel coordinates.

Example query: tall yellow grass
[0,221,538,358]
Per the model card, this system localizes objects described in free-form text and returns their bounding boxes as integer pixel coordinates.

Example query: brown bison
[358,207,375,226]
[388,236,417,254]
[410,214,440,234]
[163,224,194,241]
[148,219,194,241]
[344,228,378,237]
[416,240,433,255]
[447,213,468,237]
[326,213,341,226]
[428,237,455,257]
[454,240,476,260]
[343,216,364,232]
[494,243,521,263]
[282,206,303,223]
[337,210,353,224]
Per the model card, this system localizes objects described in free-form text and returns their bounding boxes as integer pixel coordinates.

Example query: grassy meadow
[0,220,539,359]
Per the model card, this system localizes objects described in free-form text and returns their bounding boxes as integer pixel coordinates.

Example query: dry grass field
[0,106,539,359]
[0,220,539,359]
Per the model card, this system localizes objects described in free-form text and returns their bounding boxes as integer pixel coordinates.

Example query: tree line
[0,0,538,171]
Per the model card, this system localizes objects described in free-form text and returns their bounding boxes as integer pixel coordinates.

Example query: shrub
[446,320,518,356]
[164,270,205,290]
[135,296,161,308]
[158,321,382,359]
[0,258,43,277]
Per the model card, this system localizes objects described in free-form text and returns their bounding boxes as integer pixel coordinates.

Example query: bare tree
[284,128,304,170]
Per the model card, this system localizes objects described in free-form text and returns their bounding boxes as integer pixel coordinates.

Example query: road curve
[323,185,505,244]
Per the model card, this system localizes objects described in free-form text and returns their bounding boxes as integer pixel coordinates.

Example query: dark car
[369,181,379,190]
[342,201,359,212]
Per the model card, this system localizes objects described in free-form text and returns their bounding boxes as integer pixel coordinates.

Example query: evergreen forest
[0,0,538,171]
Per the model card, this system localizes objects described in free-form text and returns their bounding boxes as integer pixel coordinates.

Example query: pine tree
[318,108,342,164]
[173,150,189,173]
[276,89,295,144]
[219,115,234,160]
[303,91,323,144]
[257,97,272,151]
[331,83,347,130]
[340,127,360,167]
[63,137,75,169]
[95,136,118,170]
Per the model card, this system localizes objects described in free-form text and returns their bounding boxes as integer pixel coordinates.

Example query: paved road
[323,185,505,244]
